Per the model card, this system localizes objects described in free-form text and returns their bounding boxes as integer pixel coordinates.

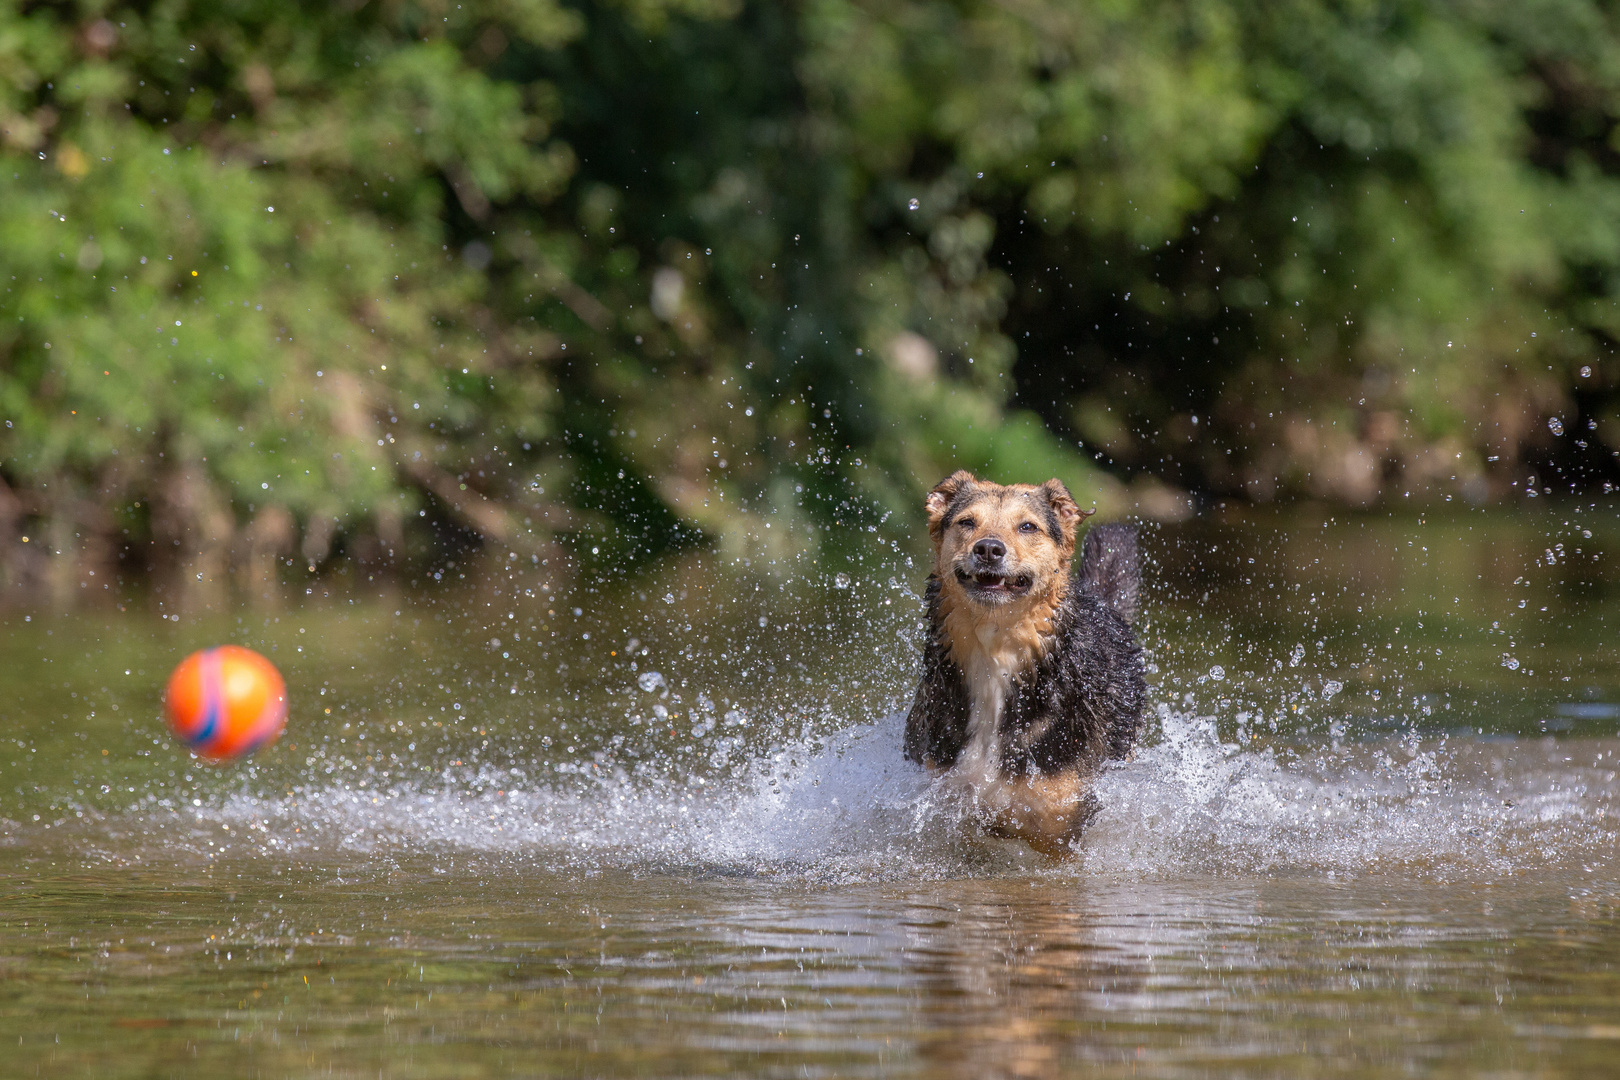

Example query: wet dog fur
[904,471,1146,855]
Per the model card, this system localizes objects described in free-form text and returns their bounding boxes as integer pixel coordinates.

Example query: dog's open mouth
[955,567,1034,597]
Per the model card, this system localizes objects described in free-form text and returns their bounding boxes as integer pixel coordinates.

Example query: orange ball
[164,646,288,762]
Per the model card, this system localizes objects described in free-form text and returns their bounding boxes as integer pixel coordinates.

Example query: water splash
[101,709,1617,886]
[1084,708,1616,878]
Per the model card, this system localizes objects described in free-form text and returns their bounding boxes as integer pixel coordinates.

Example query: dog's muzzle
[954,561,1034,600]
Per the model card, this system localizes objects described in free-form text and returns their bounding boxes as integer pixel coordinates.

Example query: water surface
[2,504,1618,1076]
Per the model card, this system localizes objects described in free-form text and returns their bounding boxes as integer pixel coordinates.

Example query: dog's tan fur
[925,470,1088,678]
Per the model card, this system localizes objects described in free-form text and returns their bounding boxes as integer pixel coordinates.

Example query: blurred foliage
[3,0,1620,597]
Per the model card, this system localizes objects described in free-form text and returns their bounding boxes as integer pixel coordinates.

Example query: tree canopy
[3,0,1618,593]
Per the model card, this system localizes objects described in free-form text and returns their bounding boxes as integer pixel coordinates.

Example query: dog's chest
[948,622,1038,799]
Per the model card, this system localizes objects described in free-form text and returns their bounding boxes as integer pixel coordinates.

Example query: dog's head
[925,470,1092,607]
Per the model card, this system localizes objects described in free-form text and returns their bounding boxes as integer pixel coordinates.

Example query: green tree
[7,0,1620,602]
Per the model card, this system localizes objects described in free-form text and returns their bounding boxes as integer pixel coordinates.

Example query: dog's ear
[925,470,977,541]
[1039,478,1094,552]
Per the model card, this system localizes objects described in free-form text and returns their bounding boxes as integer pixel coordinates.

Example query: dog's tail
[1079,523,1140,623]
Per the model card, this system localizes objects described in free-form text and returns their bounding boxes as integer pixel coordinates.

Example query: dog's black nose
[972,537,1006,563]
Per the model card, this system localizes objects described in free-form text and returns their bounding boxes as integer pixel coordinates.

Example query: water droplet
[1322,680,1343,700]
[1548,417,1565,435]
[637,671,666,693]
[907,198,919,210]
[1208,665,1226,681]
[834,573,851,589]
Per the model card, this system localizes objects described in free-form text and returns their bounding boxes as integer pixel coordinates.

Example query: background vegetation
[5,0,1620,596]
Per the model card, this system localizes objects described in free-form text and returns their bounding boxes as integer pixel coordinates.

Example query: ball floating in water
[164,646,287,762]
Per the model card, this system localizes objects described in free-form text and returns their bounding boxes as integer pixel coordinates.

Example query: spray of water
[84,700,1597,887]
[53,512,1620,886]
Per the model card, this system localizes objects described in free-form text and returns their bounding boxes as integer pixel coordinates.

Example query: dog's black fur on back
[905,525,1146,772]
[1080,523,1140,624]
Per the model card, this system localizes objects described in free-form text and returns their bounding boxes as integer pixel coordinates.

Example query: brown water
[2,505,1618,1077]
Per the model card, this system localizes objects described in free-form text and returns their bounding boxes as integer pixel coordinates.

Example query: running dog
[904,470,1146,854]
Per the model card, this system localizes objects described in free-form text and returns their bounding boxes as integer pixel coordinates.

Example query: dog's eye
[1018,522,1040,534]
[956,518,975,530]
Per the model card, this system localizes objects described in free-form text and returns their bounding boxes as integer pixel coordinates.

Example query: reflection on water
[1,506,1618,1075]
[2,854,1617,1077]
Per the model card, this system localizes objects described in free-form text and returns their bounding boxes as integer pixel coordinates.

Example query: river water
[2,505,1618,1077]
